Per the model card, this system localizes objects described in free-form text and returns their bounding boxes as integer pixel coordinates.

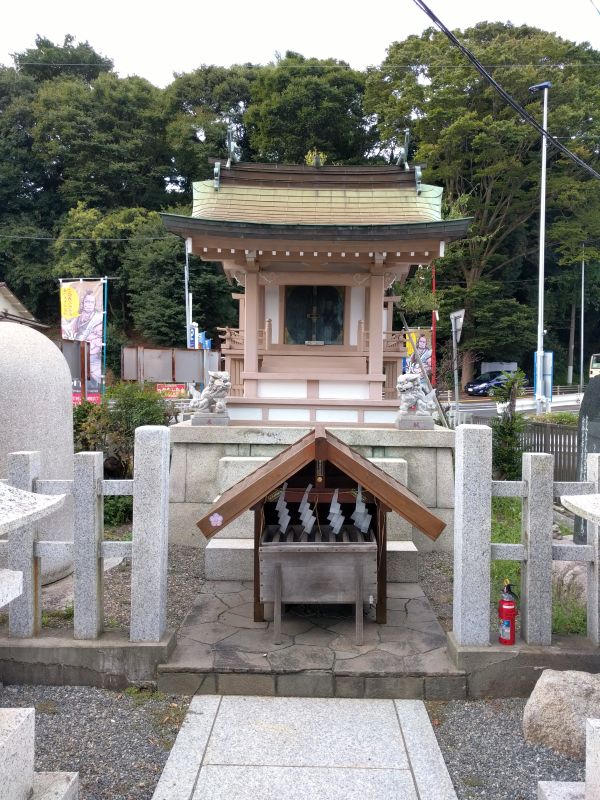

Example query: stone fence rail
[453,424,600,648]
[0,425,169,643]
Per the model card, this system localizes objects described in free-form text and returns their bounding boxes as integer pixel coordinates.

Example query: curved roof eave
[160,213,473,243]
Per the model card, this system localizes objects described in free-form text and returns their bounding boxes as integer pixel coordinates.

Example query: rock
[523,669,600,759]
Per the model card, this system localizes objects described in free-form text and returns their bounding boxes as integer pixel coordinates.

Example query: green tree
[31,73,172,210]
[164,64,258,193]
[245,52,376,163]
[366,23,600,380]
[12,34,113,83]
[52,204,237,346]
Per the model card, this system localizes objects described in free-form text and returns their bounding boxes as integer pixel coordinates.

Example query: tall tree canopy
[366,22,600,378]
[244,52,376,163]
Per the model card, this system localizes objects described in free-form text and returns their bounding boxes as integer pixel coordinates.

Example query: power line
[412,0,600,181]
[0,235,174,242]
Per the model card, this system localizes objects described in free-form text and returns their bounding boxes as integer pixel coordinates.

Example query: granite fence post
[130,426,170,642]
[7,451,41,638]
[586,718,600,800]
[586,454,600,645]
[521,452,554,646]
[452,425,492,646]
[73,451,104,640]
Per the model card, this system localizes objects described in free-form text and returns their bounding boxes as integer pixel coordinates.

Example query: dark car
[464,371,502,394]
[467,372,529,397]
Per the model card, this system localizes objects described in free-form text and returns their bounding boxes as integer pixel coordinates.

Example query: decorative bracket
[414,165,422,196]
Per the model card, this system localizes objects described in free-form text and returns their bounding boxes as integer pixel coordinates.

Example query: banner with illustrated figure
[60,279,105,391]
[404,328,433,378]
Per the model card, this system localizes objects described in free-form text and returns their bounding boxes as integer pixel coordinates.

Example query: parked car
[467,372,529,397]
[464,371,502,393]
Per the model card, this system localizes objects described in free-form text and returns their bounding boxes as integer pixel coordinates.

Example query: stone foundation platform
[157,580,467,700]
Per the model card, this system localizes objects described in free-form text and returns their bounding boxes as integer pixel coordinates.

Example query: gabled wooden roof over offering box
[198,428,445,629]
[198,428,445,541]
[162,162,471,421]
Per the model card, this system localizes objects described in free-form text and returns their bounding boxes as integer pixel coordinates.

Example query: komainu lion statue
[189,371,231,414]
[396,372,436,416]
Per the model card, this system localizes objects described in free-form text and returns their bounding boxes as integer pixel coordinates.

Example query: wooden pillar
[368,273,384,399]
[376,501,387,624]
[244,271,259,397]
[253,502,265,622]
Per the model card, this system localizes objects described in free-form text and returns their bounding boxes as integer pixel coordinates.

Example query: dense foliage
[73,382,173,477]
[2,28,600,374]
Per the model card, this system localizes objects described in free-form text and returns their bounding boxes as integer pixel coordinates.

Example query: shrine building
[162,161,470,426]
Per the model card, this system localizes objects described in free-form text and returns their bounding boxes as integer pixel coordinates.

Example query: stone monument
[395,372,436,430]
[575,376,600,543]
[190,371,231,426]
[0,322,74,582]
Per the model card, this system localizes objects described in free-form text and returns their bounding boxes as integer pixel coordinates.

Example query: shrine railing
[453,424,600,649]
[1,426,169,644]
[217,326,244,350]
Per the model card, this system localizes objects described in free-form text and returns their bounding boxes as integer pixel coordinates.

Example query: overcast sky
[2,0,600,87]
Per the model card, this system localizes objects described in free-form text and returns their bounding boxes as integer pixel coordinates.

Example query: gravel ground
[428,698,585,800]
[0,684,190,800]
[28,541,205,634]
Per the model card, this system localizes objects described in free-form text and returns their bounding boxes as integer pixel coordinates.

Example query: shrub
[72,382,172,477]
[533,411,579,426]
[104,495,134,526]
[491,370,527,479]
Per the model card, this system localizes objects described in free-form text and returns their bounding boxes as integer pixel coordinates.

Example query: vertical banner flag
[60,279,105,391]
[404,329,433,378]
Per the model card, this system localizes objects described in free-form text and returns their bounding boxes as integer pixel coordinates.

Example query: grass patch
[552,566,587,635]
[490,498,587,635]
[104,525,133,542]
[35,700,59,715]
[42,603,74,628]
[124,686,166,705]
[491,497,521,595]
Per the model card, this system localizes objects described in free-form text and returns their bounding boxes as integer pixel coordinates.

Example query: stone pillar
[0,707,34,800]
[587,454,600,645]
[7,451,41,638]
[586,718,600,800]
[130,426,170,642]
[73,451,104,640]
[521,452,554,646]
[452,425,492,646]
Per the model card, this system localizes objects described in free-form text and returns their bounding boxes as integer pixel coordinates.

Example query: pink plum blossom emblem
[209,513,223,528]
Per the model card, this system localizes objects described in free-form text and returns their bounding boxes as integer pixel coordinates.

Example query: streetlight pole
[580,244,585,394]
[529,81,552,414]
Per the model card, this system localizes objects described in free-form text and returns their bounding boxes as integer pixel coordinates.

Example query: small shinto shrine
[198,428,445,643]
[162,161,470,425]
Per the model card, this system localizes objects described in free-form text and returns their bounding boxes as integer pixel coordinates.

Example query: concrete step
[32,772,79,800]
[205,538,418,582]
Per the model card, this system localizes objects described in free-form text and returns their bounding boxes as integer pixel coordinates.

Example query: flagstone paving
[157,581,467,699]
[151,695,458,800]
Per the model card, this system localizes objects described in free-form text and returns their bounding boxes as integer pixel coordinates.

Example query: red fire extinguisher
[498,579,518,645]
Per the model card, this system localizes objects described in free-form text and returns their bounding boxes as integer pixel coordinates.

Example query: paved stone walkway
[158,581,466,699]
[152,695,458,800]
